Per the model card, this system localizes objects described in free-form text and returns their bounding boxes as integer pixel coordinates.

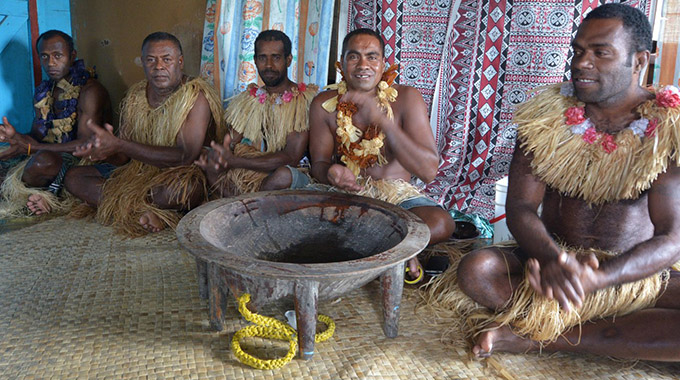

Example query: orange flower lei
[323,63,399,177]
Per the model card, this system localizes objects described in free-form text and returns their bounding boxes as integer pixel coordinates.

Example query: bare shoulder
[186,90,212,122]
[392,84,428,121]
[194,89,209,106]
[393,84,425,102]
[80,78,110,99]
[649,164,680,195]
[311,89,339,108]
[392,84,427,112]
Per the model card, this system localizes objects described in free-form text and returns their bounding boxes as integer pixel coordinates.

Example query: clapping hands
[194,134,234,174]
[527,251,601,313]
[74,119,118,161]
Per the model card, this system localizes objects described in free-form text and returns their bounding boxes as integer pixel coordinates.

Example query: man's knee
[457,250,507,291]
[457,248,520,306]
[149,183,205,210]
[430,210,456,243]
[64,166,88,194]
[261,166,293,191]
[22,151,63,187]
[458,249,497,278]
[411,206,455,244]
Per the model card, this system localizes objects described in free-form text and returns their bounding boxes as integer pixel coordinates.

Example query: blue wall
[0,0,71,135]
[0,1,33,134]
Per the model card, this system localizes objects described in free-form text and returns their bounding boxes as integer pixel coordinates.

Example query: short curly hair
[584,3,652,54]
[341,28,385,57]
[255,30,292,58]
[36,30,74,54]
[142,32,183,55]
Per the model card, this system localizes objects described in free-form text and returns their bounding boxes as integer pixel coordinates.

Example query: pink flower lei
[561,82,678,154]
[248,82,308,105]
[656,85,680,108]
[565,105,659,154]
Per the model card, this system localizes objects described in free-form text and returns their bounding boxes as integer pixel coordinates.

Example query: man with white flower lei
[449,4,680,361]
[306,28,455,282]
[195,30,318,196]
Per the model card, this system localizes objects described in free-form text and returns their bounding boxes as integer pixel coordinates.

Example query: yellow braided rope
[231,293,336,370]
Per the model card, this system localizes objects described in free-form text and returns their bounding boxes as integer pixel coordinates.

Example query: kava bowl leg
[208,263,229,331]
[196,258,208,300]
[294,280,319,360]
[381,261,405,338]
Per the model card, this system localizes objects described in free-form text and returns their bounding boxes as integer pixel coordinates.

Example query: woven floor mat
[0,217,678,379]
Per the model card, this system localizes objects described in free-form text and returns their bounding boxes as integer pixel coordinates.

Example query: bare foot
[405,257,423,283]
[139,211,166,233]
[27,194,51,215]
[472,324,536,358]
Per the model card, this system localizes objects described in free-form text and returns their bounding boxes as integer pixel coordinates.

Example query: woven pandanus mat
[0,217,678,379]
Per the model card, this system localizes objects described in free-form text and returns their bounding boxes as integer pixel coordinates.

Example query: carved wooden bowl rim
[176,190,431,280]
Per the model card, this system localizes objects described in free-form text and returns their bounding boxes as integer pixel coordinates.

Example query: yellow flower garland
[231,293,335,370]
[322,65,399,177]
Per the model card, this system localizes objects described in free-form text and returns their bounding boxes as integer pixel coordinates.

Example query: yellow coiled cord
[231,293,336,370]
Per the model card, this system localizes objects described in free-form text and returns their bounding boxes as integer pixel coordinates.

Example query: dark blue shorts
[94,163,117,179]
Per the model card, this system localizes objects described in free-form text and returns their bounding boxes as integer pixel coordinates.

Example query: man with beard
[445,4,680,361]
[195,30,318,196]
[0,30,111,216]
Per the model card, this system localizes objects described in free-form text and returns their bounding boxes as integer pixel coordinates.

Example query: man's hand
[0,117,32,153]
[339,90,393,132]
[327,164,363,192]
[0,117,19,144]
[193,148,211,171]
[74,119,118,161]
[194,134,233,173]
[527,251,601,312]
[194,134,232,178]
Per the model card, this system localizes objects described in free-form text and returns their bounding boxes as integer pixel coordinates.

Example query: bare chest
[541,189,653,252]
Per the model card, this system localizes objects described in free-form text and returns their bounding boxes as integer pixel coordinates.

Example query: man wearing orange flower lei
[195,30,318,196]
[446,4,680,361]
[306,28,455,282]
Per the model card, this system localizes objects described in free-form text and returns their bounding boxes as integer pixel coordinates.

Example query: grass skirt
[213,143,269,196]
[306,177,424,206]
[0,157,75,218]
[91,163,207,237]
[422,243,669,348]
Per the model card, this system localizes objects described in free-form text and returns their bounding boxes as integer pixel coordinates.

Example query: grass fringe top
[516,83,680,205]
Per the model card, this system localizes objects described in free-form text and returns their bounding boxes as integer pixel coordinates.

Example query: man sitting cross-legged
[64,32,225,236]
[195,30,318,196]
[447,4,680,362]
[0,30,111,216]
[302,28,456,281]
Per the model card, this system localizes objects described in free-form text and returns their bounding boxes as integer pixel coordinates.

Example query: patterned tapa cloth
[338,0,652,219]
